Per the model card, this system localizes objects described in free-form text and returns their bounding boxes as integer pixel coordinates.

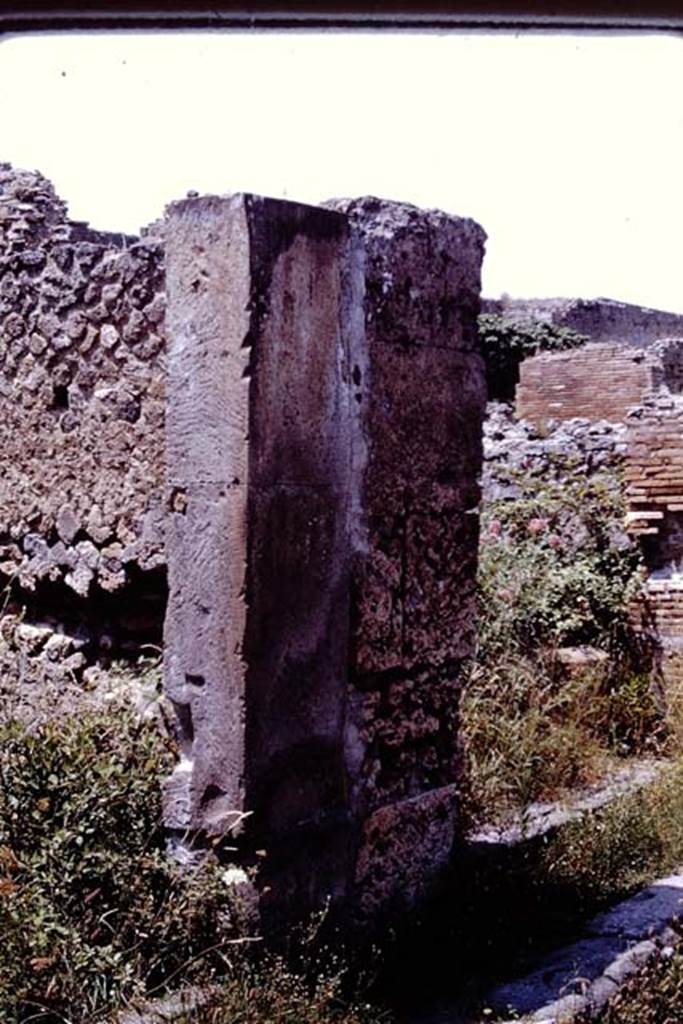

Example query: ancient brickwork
[484,295,683,348]
[0,164,166,598]
[516,343,665,426]
[626,392,683,690]
[516,340,683,428]
[626,394,683,611]
[163,193,486,921]
[626,394,683,542]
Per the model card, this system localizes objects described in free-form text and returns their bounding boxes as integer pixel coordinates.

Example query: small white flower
[221,866,249,888]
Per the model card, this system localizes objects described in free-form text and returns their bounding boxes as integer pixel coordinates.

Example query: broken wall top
[483,295,683,349]
[0,163,166,597]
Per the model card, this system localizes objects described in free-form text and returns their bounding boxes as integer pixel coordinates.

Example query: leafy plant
[478,313,589,401]
[461,467,664,824]
[477,474,644,654]
[0,710,389,1024]
[0,712,244,1022]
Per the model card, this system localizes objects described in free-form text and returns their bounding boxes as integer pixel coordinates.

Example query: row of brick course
[625,394,683,693]
[516,342,665,427]
[625,393,683,539]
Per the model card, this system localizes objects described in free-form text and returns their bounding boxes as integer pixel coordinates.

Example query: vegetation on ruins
[177,953,390,1024]
[453,762,683,1022]
[588,927,683,1024]
[461,462,666,823]
[0,709,386,1024]
[478,313,589,401]
[537,760,683,907]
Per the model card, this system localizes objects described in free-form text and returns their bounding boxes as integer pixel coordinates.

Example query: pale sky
[0,30,681,311]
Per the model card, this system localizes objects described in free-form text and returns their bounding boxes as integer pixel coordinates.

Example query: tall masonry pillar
[163,192,486,921]
[329,197,487,918]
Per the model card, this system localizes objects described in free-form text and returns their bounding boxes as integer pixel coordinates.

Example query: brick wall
[516,343,662,426]
[626,393,683,691]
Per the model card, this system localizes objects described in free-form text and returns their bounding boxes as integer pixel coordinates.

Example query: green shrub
[461,469,663,823]
[478,313,589,401]
[0,711,389,1024]
[0,712,244,1022]
[477,474,644,655]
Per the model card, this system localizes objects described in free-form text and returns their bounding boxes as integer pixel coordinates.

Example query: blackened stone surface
[163,194,363,916]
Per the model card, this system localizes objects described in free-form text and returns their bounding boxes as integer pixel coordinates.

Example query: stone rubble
[482,401,628,503]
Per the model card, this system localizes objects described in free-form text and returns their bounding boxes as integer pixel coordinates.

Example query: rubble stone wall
[482,402,628,504]
[0,163,166,600]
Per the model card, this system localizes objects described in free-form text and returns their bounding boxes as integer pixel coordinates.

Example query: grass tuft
[461,468,665,825]
[0,710,386,1024]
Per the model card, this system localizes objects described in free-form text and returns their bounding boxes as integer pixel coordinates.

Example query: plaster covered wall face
[0,165,166,597]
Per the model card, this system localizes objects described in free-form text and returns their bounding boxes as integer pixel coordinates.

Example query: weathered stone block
[164,191,486,922]
[354,785,458,920]
[164,195,361,878]
[331,198,486,914]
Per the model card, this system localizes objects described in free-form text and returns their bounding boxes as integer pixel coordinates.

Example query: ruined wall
[484,295,683,348]
[626,392,683,690]
[482,402,628,503]
[516,341,683,427]
[0,164,166,600]
[163,192,486,922]
[0,163,487,923]
[330,198,487,916]
[0,163,167,719]
[511,336,683,695]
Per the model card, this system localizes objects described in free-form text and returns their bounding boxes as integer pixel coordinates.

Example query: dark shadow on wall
[0,563,167,661]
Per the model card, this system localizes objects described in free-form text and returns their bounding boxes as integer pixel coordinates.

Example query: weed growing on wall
[478,313,589,401]
[461,466,665,823]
